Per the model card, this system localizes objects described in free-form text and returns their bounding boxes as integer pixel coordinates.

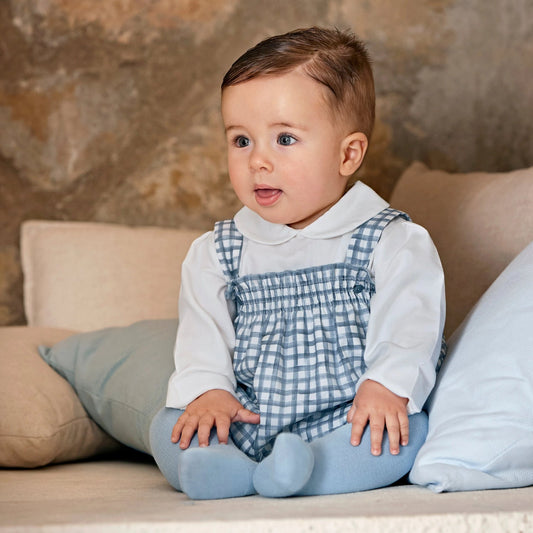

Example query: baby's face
[221,68,352,229]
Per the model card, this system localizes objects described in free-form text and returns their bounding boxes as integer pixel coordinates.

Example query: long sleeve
[165,231,237,409]
[165,189,446,414]
[357,218,446,414]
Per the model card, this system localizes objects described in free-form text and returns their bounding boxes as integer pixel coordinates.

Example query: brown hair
[221,27,375,139]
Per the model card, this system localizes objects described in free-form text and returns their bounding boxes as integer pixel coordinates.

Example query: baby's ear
[339,132,368,176]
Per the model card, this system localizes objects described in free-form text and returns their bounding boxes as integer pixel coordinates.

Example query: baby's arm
[347,380,408,456]
[166,232,248,444]
[172,389,260,449]
[350,218,445,455]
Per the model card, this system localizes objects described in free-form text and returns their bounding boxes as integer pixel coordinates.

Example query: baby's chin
[258,211,317,229]
[250,208,297,227]
[242,197,322,229]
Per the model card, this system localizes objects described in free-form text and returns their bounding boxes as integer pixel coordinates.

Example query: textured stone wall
[1,0,532,325]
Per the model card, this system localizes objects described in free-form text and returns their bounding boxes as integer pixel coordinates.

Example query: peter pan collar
[233,181,389,245]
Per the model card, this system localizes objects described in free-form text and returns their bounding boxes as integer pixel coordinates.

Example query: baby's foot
[253,433,314,498]
[178,444,256,500]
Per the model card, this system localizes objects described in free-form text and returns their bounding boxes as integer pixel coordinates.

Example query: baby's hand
[347,379,409,456]
[171,389,260,449]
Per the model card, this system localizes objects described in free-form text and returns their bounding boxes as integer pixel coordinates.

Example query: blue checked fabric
[215,208,419,462]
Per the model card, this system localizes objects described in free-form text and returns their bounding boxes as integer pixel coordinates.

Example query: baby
[150,26,446,500]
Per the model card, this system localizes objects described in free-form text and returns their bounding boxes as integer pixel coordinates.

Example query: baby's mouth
[254,186,282,206]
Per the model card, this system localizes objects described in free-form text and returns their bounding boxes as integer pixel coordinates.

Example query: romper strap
[346,207,410,268]
[214,219,243,283]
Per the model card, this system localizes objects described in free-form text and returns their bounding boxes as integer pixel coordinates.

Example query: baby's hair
[221,26,375,139]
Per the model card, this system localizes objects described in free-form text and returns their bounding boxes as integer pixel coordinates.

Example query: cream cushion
[0,327,119,468]
[21,221,202,332]
[390,162,533,335]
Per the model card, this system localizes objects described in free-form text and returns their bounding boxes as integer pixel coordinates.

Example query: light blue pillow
[39,319,177,455]
[410,240,533,492]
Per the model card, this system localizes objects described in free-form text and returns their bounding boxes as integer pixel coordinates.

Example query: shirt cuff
[165,370,237,410]
[356,358,437,415]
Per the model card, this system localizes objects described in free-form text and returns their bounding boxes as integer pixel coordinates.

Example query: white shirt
[166,182,446,415]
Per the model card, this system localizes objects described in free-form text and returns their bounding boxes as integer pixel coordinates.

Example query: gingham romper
[214,208,414,462]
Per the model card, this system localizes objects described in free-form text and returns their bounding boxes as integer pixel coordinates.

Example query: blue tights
[149,407,428,500]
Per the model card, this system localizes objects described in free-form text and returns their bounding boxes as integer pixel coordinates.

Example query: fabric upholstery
[390,162,533,335]
[39,319,178,454]
[0,327,118,468]
[21,220,201,331]
[410,240,533,491]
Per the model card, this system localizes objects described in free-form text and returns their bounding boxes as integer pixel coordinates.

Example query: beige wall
[1,0,532,325]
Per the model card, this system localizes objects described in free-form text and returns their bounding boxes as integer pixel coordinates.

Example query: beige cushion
[0,327,119,468]
[21,221,202,332]
[390,162,533,335]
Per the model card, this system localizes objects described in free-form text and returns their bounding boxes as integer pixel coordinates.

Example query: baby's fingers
[386,412,410,455]
[178,415,200,449]
[234,408,260,425]
[349,409,369,446]
[399,412,410,447]
[197,414,215,447]
[171,416,186,443]
[385,414,401,455]
[215,415,231,445]
[369,417,385,456]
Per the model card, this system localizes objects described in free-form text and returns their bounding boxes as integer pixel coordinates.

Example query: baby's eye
[233,135,250,148]
[278,134,296,146]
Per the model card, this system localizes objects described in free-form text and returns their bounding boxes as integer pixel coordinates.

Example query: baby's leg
[297,412,428,496]
[149,407,257,499]
[253,432,315,497]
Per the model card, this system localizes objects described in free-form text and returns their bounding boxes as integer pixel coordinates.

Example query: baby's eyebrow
[224,122,308,133]
[224,125,243,133]
[271,121,306,130]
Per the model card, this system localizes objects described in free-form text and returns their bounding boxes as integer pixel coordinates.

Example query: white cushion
[410,240,533,491]
[21,220,202,332]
